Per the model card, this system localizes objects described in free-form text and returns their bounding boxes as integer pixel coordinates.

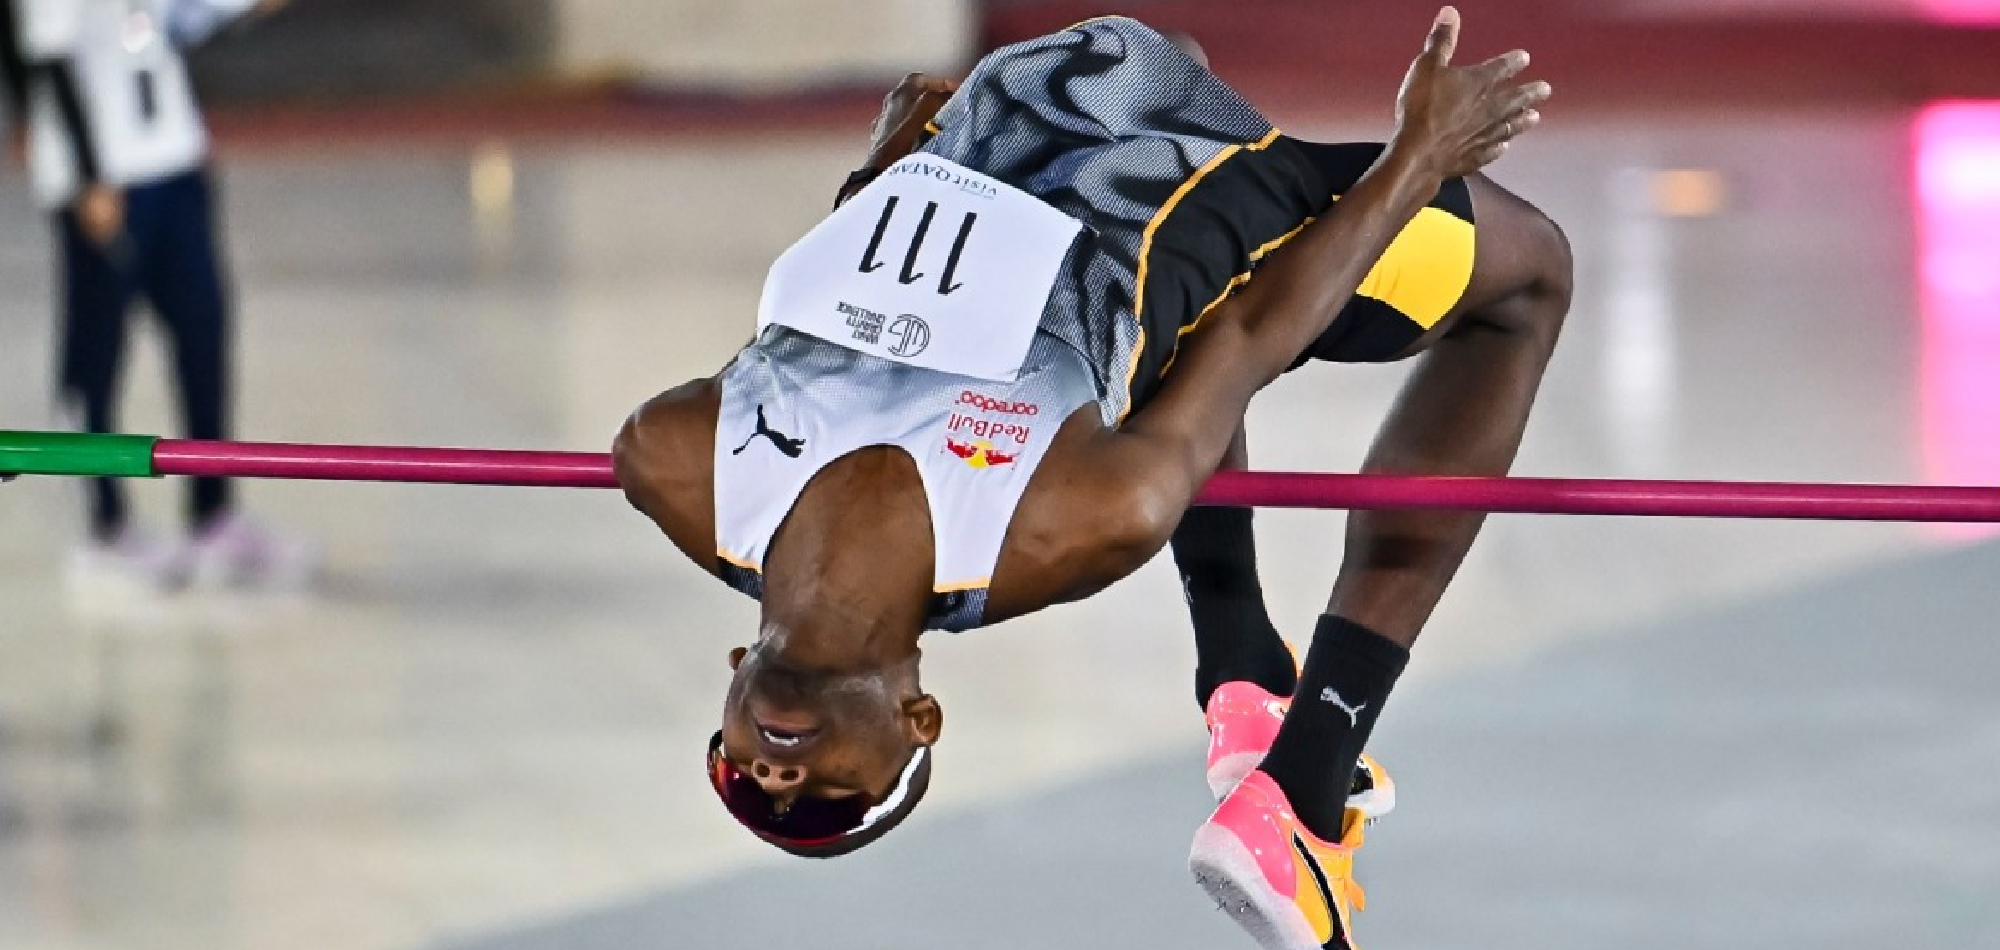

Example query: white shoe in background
[184,512,322,592]
[67,527,188,600]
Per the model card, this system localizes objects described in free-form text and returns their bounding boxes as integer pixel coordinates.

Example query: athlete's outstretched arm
[1107,11,1550,556]
[834,73,958,207]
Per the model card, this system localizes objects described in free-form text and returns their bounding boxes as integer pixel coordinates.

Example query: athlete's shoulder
[613,376,723,574]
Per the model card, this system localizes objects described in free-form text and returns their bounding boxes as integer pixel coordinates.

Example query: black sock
[1170,506,1298,708]
[1259,615,1409,841]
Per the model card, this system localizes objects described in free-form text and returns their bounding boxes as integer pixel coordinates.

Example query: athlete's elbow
[612,398,682,517]
[1099,479,1188,570]
[610,412,651,513]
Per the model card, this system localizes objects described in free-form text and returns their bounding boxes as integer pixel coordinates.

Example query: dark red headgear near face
[706,731,933,858]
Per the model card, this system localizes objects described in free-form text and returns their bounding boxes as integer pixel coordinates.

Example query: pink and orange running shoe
[1197,674,1395,950]
[1202,680,1396,816]
[1189,763,1388,950]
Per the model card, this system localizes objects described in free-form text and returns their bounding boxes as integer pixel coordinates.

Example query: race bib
[757,155,1084,381]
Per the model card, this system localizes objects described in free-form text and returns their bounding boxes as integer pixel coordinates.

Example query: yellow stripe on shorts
[1350,203,1477,331]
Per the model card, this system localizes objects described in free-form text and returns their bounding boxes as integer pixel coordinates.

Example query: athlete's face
[716,643,941,817]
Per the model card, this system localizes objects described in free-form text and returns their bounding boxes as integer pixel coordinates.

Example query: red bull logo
[944,438,1019,469]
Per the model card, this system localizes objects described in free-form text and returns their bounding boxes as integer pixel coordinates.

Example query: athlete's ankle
[1195,637,1298,708]
[1258,615,1408,841]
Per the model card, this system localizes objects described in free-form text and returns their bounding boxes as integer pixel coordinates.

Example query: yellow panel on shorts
[1354,205,1477,330]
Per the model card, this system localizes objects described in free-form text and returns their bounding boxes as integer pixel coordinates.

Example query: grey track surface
[440,540,2000,950]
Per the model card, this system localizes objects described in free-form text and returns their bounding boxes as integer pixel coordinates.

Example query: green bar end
[0,431,160,479]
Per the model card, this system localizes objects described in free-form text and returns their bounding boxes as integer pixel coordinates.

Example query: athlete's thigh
[1285,141,1479,367]
[1378,173,1558,360]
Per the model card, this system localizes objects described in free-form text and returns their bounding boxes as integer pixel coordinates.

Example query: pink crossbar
[149,438,2000,521]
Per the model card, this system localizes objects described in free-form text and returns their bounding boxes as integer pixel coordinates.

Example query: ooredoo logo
[957,391,1040,416]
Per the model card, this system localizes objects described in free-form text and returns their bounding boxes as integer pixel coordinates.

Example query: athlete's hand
[1390,7,1550,180]
[77,185,127,247]
[865,73,958,167]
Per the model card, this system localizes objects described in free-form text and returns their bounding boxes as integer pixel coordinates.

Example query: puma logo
[732,405,807,458]
[1319,688,1368,727]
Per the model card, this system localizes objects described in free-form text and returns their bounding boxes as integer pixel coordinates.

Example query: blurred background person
[0,3,23,152]
[2,0,313,594]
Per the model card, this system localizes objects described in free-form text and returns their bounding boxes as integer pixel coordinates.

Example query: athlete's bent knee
[1481,204,1572,346]
[1529,210,1574,313]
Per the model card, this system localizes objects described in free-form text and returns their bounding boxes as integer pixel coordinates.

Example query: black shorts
[1127,137,1477,406]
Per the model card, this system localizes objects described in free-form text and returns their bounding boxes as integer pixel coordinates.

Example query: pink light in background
[1915,0,2000,26]
[1913,101,2000,539]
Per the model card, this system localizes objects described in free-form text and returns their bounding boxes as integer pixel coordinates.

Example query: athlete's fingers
[1499,80,1554,118]
[1470,49,1531,89]
[1477,77,1550,142]
[1488,107,1540,142]
[1424,6,1461,65]
[1470,108,1541,153]
[1509,108,1542,140]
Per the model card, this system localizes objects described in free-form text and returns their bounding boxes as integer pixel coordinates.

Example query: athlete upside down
[613,9,1567,949]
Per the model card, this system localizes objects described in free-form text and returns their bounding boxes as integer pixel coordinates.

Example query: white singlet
[14,0,257,208]
[714,158,1094,631]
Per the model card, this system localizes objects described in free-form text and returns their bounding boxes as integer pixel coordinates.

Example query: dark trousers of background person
[56,168,234,540]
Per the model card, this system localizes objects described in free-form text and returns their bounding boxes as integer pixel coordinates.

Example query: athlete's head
[707,638,940,858]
